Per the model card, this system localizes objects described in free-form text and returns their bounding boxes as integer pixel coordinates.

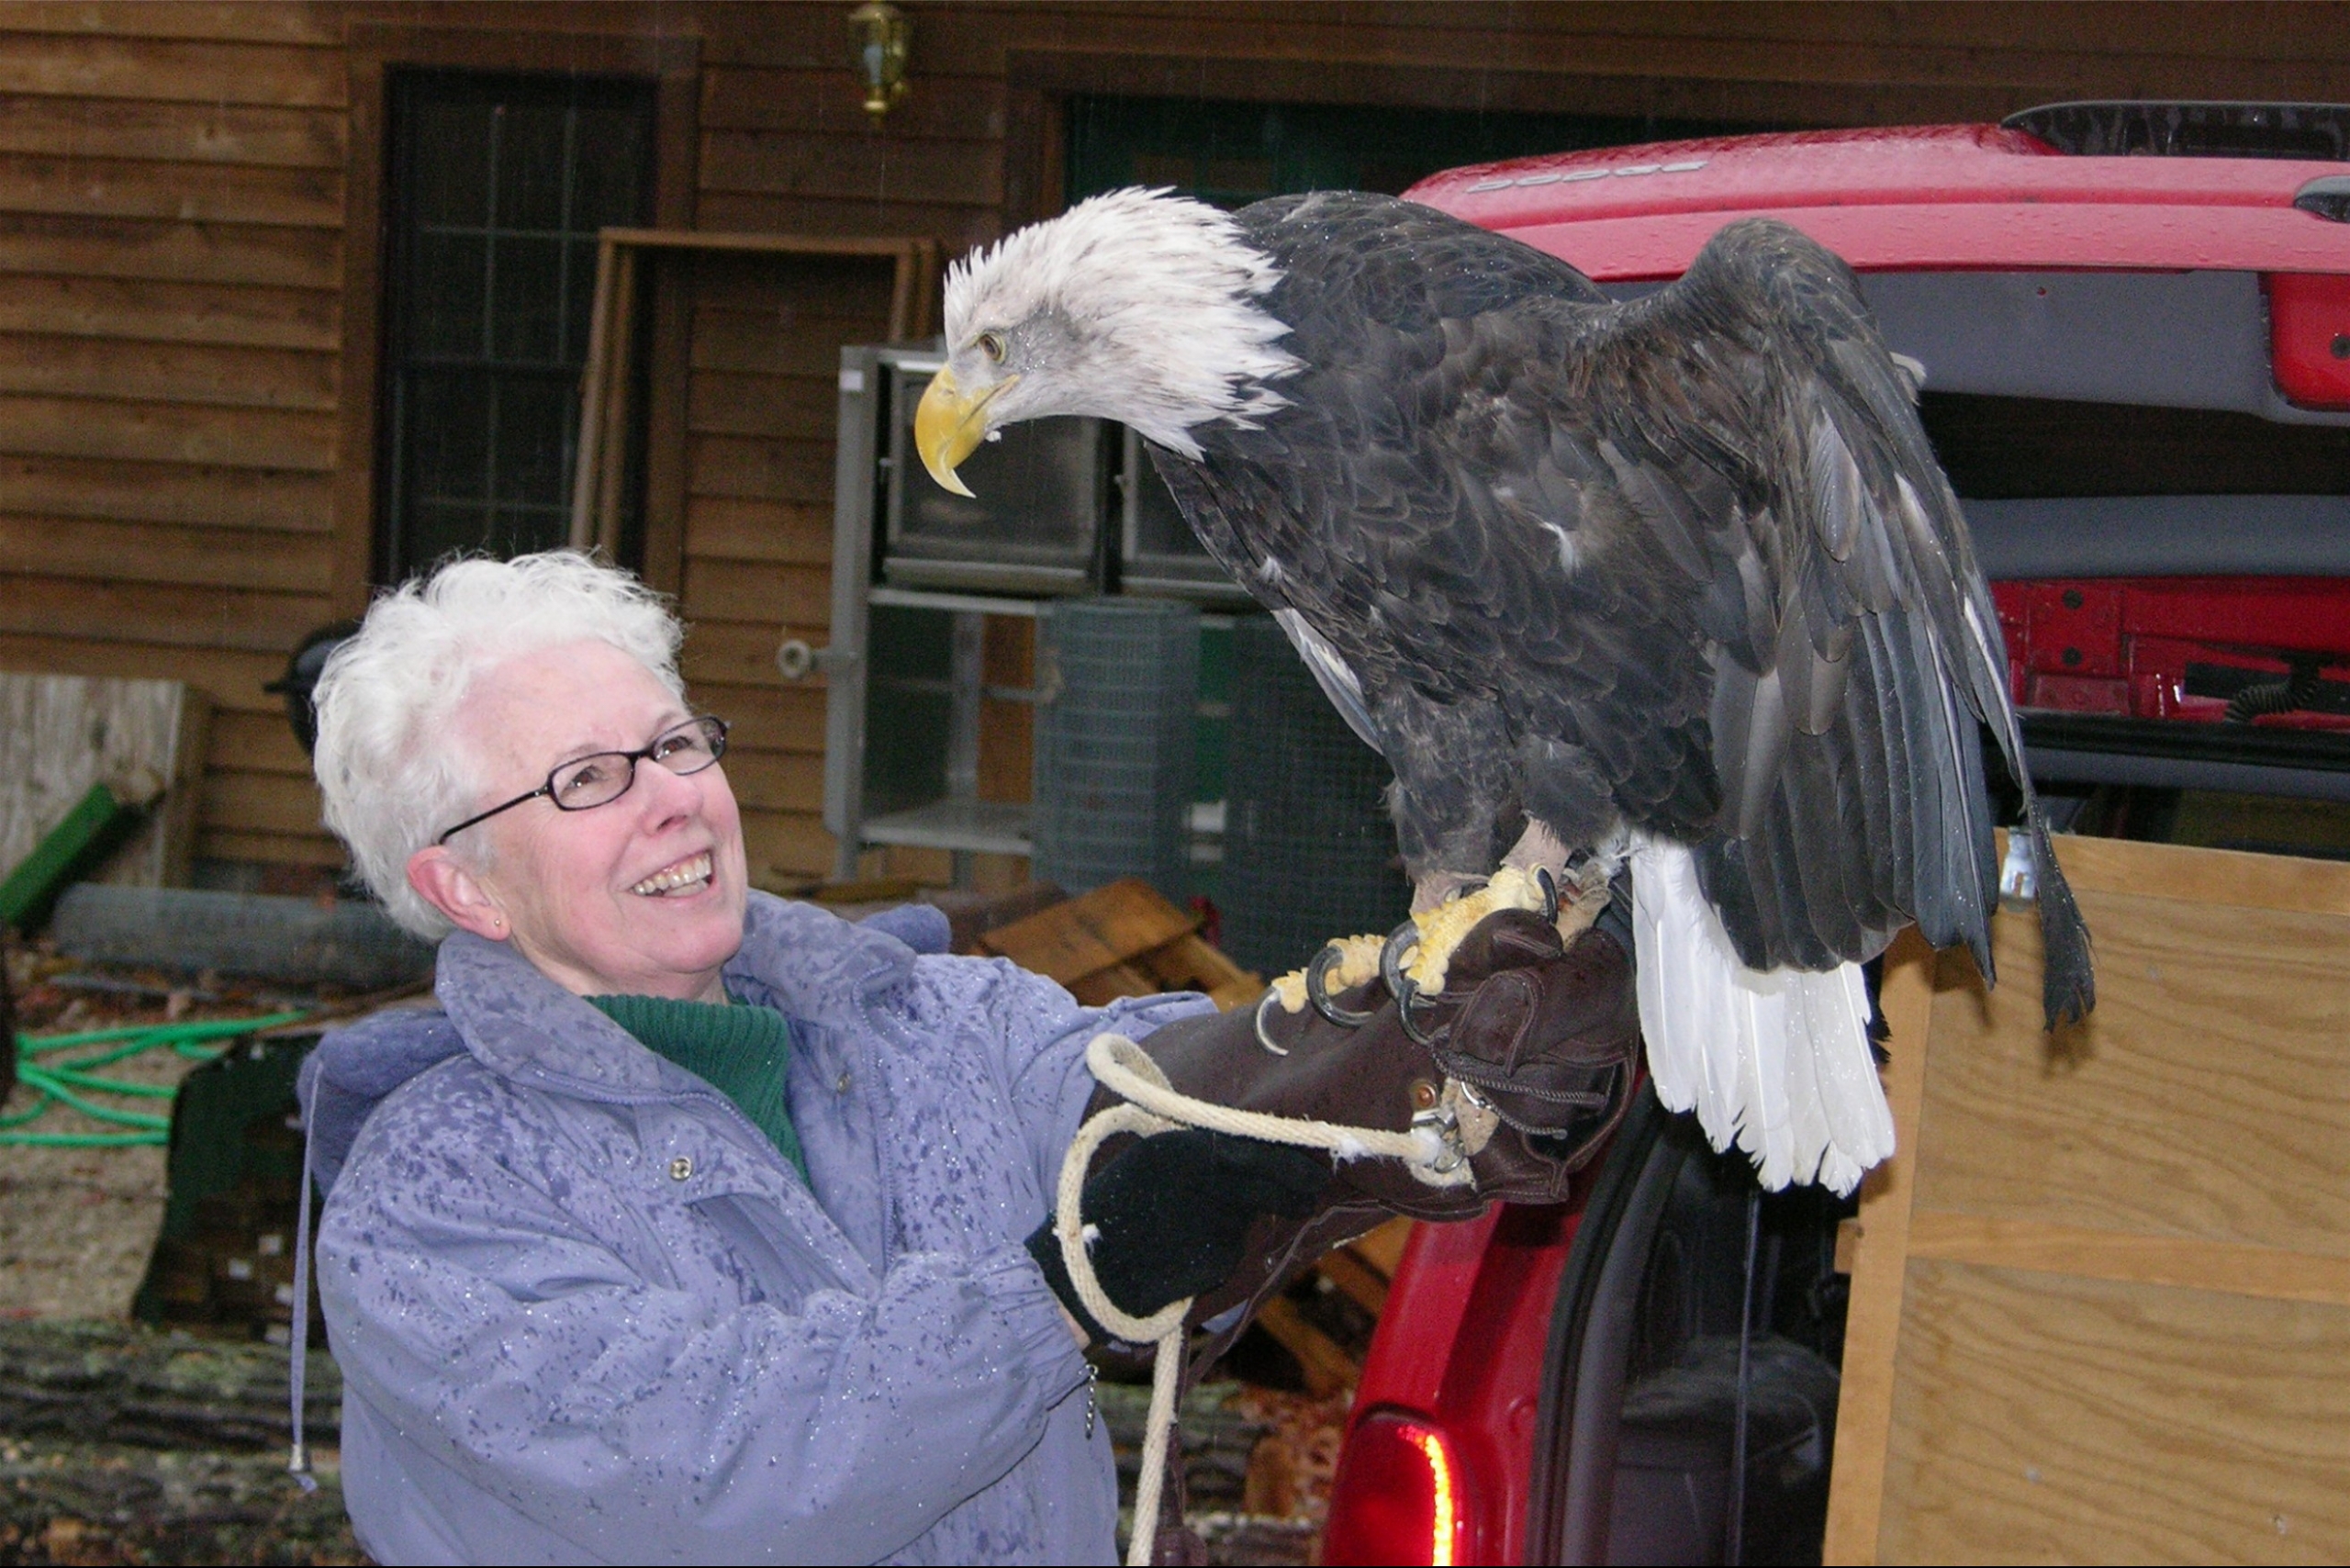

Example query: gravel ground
[0,1129,181,1324]
[0,1437,360,1567]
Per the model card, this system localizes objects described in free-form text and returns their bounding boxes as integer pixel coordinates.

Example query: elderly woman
[297,551,1369,1565]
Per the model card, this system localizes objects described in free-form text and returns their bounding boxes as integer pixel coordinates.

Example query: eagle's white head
[916,188,1303,495]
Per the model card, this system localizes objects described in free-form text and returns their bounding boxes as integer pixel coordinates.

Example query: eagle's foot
[1305,935,1385,1025]
[1400,866,1556,996]
[1267,969,1309,1016]
[1265,934,1382,1014]
[1378,920,1438,1046]
[1258,933,1388,1051]
[1550,852,1616,945]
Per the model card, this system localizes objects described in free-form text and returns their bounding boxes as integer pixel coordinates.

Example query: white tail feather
[1628,837,1896,1194]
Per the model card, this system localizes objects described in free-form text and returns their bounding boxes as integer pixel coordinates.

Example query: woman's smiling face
[419,639,749,1001]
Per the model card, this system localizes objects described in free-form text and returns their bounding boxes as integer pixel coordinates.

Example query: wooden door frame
[565,229,940,556]
[333,20,701,617]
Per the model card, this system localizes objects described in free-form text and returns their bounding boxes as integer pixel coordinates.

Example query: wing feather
[1270,607,1382,752]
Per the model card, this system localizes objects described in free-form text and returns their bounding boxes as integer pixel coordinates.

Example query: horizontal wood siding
[0,0,2343,877]
[0,1,342,868]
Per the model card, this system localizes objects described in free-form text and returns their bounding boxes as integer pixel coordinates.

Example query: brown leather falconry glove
[1069,898,1642,1349]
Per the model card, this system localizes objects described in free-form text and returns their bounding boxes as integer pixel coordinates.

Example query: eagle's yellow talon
[1323,934,1385,991]
[1270,970,1309,1014]
[1404,867,1552,993]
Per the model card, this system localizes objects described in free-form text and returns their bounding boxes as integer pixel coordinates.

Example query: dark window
[377,71,655,582]
[1067,95,1769,210]
[1922,394,2350,498]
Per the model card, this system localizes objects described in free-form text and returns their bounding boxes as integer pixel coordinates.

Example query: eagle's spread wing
[1576,219,2087,1025]
[1160,199,2088,1029]
[1587,219,2005,973]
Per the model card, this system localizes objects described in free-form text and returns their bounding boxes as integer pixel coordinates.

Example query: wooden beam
[2037,828,2350,917]
[598,228,939,258]
[566,233,618,553]
[1315,1246,1391,1318]
[978,877,1196,988]
[632,19,700,595]
[591,244,637,559]
[1067,962,1157,1007]
[1822,929,1936,1568]
[1348,1217,1414,1279]
[1252,1296,1358,1400]
[328,37,385,616]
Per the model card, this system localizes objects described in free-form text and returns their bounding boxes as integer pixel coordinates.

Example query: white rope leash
[1057,1032,1473,1566]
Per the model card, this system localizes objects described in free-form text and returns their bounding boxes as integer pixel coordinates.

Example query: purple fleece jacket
[297,891,1211,1564]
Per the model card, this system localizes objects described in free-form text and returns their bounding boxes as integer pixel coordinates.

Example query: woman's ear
[408,844,509,940]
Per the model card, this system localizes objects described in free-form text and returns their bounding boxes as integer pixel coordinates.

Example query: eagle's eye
[976,330,1008,364]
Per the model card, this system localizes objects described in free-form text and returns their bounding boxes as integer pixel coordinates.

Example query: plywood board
[1827,836,2350,1564]
[1881,1260,2350,1564]
[1821,929,1938,1564]
[1916,890,2350,1261]
[0,670,208,890]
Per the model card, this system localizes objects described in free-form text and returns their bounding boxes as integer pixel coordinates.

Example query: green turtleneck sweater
[586,993,809,1183]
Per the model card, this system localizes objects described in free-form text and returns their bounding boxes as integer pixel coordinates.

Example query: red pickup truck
[1318,103,2350,1566]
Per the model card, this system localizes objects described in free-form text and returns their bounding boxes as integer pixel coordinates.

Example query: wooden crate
[977,878,1262,1012]
[1826,835,2350,1564]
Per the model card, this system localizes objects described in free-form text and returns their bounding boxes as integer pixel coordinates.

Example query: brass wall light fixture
[848,2,911,121]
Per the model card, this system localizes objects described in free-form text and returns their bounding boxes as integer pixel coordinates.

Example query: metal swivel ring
[1305,942,1377,1027]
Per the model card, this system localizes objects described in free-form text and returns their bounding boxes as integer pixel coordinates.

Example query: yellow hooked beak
[913,365,1016,498]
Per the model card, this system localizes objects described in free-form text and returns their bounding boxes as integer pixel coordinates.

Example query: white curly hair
[312,551,686,938]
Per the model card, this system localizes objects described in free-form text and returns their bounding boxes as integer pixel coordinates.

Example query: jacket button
[669,1156,693,1181]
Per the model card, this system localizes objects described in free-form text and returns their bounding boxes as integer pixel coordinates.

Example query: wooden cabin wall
[0,3,345,871]
[0,1,2343,882]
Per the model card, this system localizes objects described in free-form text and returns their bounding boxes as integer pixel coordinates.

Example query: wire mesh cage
[1218,614,1411,977]
[1030,598,1200,901]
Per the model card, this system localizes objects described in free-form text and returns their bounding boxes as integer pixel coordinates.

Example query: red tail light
[1321,1408,1471,1565]
[2268,273,2350,409]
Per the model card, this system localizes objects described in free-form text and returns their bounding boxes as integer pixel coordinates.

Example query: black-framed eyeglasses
[436,716,730,844]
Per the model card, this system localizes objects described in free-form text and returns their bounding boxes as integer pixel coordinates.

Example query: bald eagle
[917,188,2094,1193]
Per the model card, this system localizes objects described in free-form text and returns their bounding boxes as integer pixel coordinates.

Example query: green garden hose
[3,1011,309,1148]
